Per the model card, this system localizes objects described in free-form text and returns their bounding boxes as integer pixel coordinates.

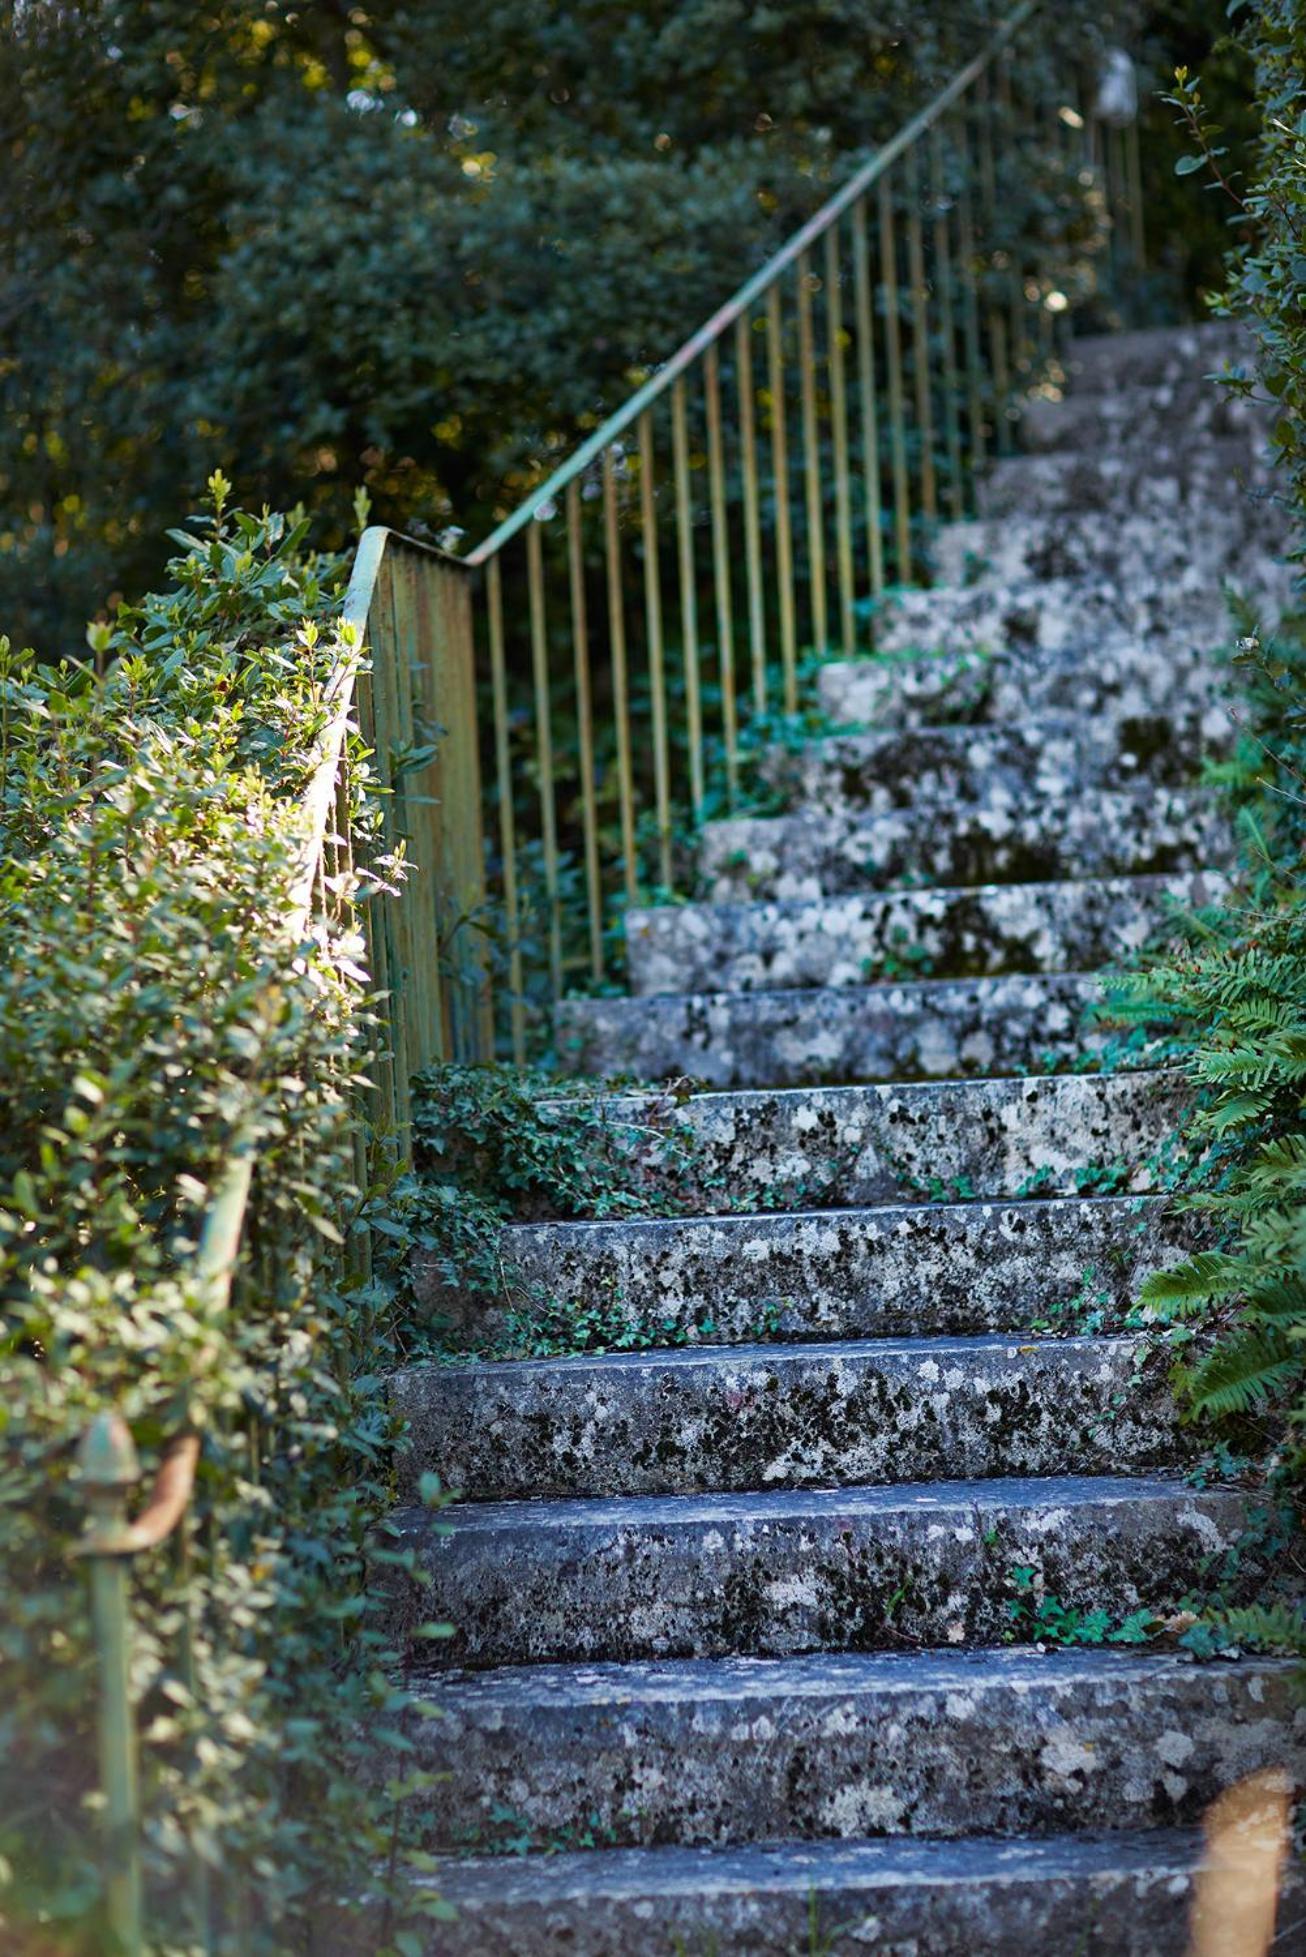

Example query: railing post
[75,1410,144,1957]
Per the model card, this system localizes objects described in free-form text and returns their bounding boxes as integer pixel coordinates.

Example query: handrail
[466,0,1038,568]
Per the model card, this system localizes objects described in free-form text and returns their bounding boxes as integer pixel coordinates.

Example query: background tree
[0,0,1246,651]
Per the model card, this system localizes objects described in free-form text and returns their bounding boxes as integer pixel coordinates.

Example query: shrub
[0,486,446,1951]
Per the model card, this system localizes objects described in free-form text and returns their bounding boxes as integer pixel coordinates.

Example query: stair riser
[387,1484,1245,1668]
[873,572,1289,661]
[426,1198,1196,1351]
[761,716,1210,818]
[816,640,1229,732]
[1064,322,1252,392]
[976,443,1275,520]
[406,1659,1302,1853]
[394,1336,1179,1502]
[540,1072,1195,1213]
[697,793,1231,904]
[933,507,1289,594]
[1021,382,1271,456]
[625,874,1227,997]
[555,972,1114,1089]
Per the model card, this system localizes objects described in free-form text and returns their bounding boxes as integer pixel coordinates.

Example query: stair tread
[402,1327,1150,1383]
[396,1470,1227,1533]
[427,1641,1297,1710]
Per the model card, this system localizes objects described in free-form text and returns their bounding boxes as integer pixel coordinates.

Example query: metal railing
[75,5,1146,1942]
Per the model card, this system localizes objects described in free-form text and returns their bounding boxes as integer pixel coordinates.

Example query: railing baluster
[670,378,706,818]
[526,524,563,1002]
[603,448,640,899]
[796,251,828,656]
[851,196,885,600]
[704,341,739,801]
[765,283,799,712]
[824,225,856,656]
[638,411,674,891]
[932,124,965,520]
[486,556,526,1061]
[1126,114,1146,271]
[735,315,768,717]
[878,174,912,583]
[566,481,604,982]
[906,143,937,525]
[975,67,1012,455]
[955,118,987,482]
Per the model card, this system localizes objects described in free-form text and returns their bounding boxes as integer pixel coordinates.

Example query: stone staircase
[382,323,1305,1954]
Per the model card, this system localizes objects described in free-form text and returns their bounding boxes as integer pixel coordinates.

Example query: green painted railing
[76,6,1146,1943]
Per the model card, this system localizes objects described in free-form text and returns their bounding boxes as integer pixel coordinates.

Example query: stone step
[393,1331,1180,1503]
[696,787,1230,903]
[1020,376,1272,456]
[1064,319,1252,393]
[760,715,1205,821]
[384,1475,1246,1667]
[933,503,1288,594]
[540,1070,1194,1212]
[556,970,1114,1089]
[625,872,1226,996]
[372,1829,1219,1956]
[404,1648,1303,1854]
[816,636,1230,732]
[976,438,1275,521]
[416,1193,1196,1351]
[872,568,1289,661]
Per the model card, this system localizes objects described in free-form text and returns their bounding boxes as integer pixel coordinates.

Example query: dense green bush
[0,486,448,1951]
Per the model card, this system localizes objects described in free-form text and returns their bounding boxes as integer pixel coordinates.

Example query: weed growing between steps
[0,491,455,1952]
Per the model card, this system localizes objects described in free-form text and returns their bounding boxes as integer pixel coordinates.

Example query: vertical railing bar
[704,342,739,802]
[526,525,563,1004]
[956,110,987,486]
[976,66,1012,456]
[670,378,706,819]
[997,49,1027,389]
[853,196,885,602]
[931,122,965,520]
[735,314,768,717]
[377,560,416,1127]
[878,173,912,581]
[1126,115,1146,272]
[824,224,856,656]
[565,482,604,982]
[765,284,799,713]
[796,250,828,656]
[638,411,674,892]
[851,196,885,599]
[906,142,937,524]
[603,449,640,900]
[485,556,526,1062]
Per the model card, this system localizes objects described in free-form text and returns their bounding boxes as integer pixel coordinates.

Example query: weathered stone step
[625,872,1225,996]
[418,1193,1194,1353]
[1021,376,1271,456]
[696,786,1230,903]
[556,970,1113,1088]
[761,715,1204,820]
[817,635,1229,732]
[873,568,1289,661]
[376,1828,1215,1956]
[543,1070,1194,1213]
[405,1648,1302,1854]
[393,1332,1179,1503]
[933,503,1288,594]
[1064,319,1252,393]
[976,438,1274,521]
[385,1475,1246,1667]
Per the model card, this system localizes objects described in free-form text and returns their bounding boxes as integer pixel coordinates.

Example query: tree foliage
[1,0,1165,652]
